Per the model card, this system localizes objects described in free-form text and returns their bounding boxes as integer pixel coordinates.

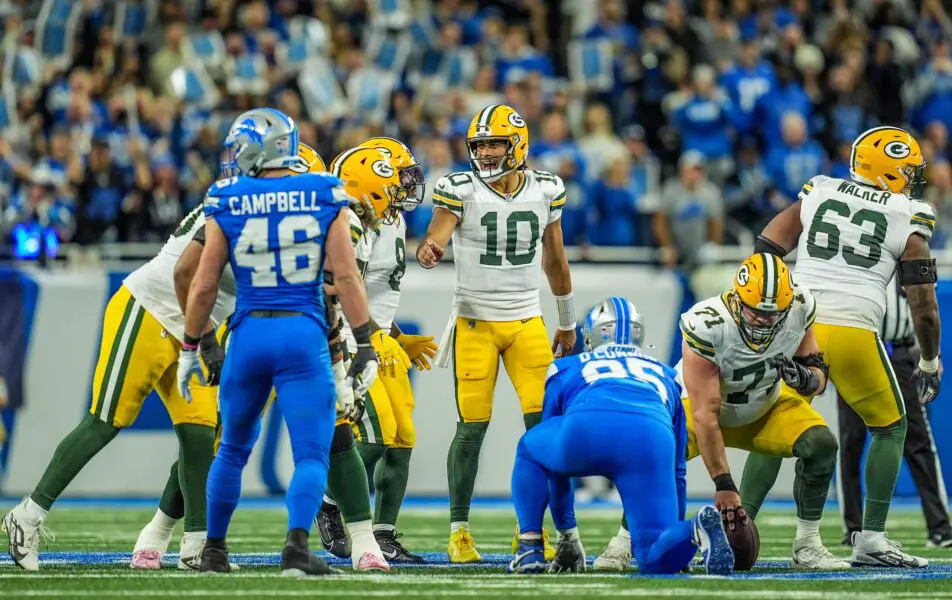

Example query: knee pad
[870,417,907,441]
[793,426,838,472]
[330,423,355,454]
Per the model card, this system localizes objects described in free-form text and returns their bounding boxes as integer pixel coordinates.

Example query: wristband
[352,322,373,346]
[555,293,577,331]
[182,333,200,351]
[713,473,737,493]
[919,355,940,373]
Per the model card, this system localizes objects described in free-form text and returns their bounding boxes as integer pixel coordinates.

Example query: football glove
[371,330,412,378]
[199,331,225,386]
[176,345,206,402]
[915,364,941,405]
[396,333,438,370]
[769,355,820,396]
[334,360,363,421]
[347,341,379,398]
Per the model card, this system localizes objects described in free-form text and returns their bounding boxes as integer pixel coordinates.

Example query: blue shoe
[507,538,547,574]
[693,505,734,576]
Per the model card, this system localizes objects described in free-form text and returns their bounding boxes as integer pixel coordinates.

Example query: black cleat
[199,539,230,573]
[282,529,339,576]
[316,503,351,559]
[928,528,952,549]
[374,530,425,563]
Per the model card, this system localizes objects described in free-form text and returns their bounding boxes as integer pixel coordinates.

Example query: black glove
[199,331,225,386]
[769,355,819,396]
[915,367,941,405]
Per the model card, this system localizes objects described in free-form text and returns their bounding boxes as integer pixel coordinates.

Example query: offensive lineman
[743,126,940,568]
[595,254,847,570]
[417,104,576,562]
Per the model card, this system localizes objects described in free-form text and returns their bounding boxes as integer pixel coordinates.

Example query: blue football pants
[512,410,697,574]
[207,316,336,539]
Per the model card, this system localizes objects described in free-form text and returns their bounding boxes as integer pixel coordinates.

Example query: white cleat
[2,501,49,572]
[355,551,391,572]
[850,532,928,568]
[131,523,173,570]
[592,534,632,572]
[791,538,850,570]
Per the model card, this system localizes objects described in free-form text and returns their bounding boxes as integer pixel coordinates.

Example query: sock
[864,419,906,532]
[175,424,216,532]
[149,509,177,536]
[447,421,488,523]
[792,426,838,521]
[346,519,378,558]
[373,523,396,534]
[450,521,469,533]
[617,525,630,540]
[373,447,412,527]
[357,440,387,481]
[181,530,207,551]
[523,411,542,430]
[206,443,249,540]
[795,518,821,541]
[739,453,784,521]
[158,461,185,521]
[326,445,372,524]
[23,498,48,521]
[520,532,542,540]
[286,457,329,532]
[31,415,119,510]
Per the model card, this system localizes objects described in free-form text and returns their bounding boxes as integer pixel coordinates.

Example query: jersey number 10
[234,215,323,287]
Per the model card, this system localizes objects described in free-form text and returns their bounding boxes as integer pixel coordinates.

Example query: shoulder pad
[207,176,241,197]
[432,172,472,214]
[532,170,567,209]
[679,300,724,361]
[202,191,227,217]
[347,208,365,249]
[909,200,936,241]
[797,177,816,202]
[793,285,817,330]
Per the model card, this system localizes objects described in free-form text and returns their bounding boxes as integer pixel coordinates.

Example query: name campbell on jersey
[794,175,935,332]
[432,169,566,321]
[677,286,817,427]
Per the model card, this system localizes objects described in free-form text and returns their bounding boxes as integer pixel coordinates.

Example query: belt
[889,336,916,348]
[248,310,305,318]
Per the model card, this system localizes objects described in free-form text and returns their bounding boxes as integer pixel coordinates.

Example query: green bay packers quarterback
[316,137,437,564]
[595,254,846,571]
[749,126,939,568]
[416,104,576,563]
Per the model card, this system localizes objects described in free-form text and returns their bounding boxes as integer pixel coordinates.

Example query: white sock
[795,518,821,541]
[451,521,469,534]
[617,526,630,541]
[182,531,207,548]
[519,532,542,541]
[23,498,48,521]
[372,523,395,534]
[559,527,580,542]
[150,510,178,535]
[347,520,379,559]
[862,530,886,544]
[323,496,337,507]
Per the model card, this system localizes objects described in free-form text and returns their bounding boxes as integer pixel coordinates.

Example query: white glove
[347,341,379,399]
[334,360,360,421]
[177,346,206,402]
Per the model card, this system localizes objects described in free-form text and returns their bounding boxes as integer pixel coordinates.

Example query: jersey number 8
[234,215,322,287]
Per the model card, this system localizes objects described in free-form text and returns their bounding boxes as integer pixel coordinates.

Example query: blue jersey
[204,173,349,328]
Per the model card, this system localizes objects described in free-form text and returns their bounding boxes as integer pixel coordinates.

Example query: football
[724,515,760,571]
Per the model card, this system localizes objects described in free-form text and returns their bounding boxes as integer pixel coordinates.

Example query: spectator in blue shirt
[719,37,776,136]
[724,136,770,227]
[765,112,827,210]
[588,155,639,247]
[495,24,554,88]
[754,62,812,150]
[531,112,588,245]
[830,139,852,181]
[673,65,735,182]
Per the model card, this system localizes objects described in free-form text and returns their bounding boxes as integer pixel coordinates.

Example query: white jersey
[432,169,566,321]
[340,208,379,349]
[676,287,817,427]
[794,175,935,332]
[364,213,406,332]
[123,205,237,342]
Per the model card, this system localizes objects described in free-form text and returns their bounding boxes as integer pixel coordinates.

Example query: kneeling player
[509,297,733,575]
[596,254,846,571]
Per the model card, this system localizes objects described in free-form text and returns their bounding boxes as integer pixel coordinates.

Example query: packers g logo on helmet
[355,137,426,212]
[850,126,926,199]
[372,159,394,178]
[290,143,326,174]
[331,146,401,224]
[466,104,529,183]
[883,141,911,159]
[728,253,795,353]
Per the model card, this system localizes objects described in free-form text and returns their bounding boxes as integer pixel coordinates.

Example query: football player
[595,254,847,571]
[129,142,327,571]
[742,126,939,568]
[316,138,437,564]
[510,297,733,576]
[416,104,576,563]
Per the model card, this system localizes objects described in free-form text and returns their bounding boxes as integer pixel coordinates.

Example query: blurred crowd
[1,0,952,267]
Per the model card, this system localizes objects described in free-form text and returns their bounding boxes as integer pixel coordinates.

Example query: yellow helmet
[296,142,327,173]
[850,126,926,199]
[727,253,795,353]
[466,104,528,182]
[356,137,425,211]
[330,146,401,222]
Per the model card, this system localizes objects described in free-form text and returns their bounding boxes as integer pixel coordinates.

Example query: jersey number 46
[235,215,323,287]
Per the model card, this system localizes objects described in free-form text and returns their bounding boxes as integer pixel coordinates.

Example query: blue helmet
[220,108,306,177]
[582,297,645,351]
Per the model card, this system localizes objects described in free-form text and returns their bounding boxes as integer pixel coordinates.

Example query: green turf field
[2,501,952,599]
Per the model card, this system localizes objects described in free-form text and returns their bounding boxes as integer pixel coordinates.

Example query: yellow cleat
[448,528,482,563]
[512,528,557,561]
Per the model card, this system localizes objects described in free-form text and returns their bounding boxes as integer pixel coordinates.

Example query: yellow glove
[396,333,439,371]
[371,330,412,378]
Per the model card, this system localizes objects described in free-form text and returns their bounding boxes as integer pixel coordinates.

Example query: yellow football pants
[89,285,217,428]
[353,366,416,448]
[452,316,553,423]
[684,384,828,459]
[812,323,904,427]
